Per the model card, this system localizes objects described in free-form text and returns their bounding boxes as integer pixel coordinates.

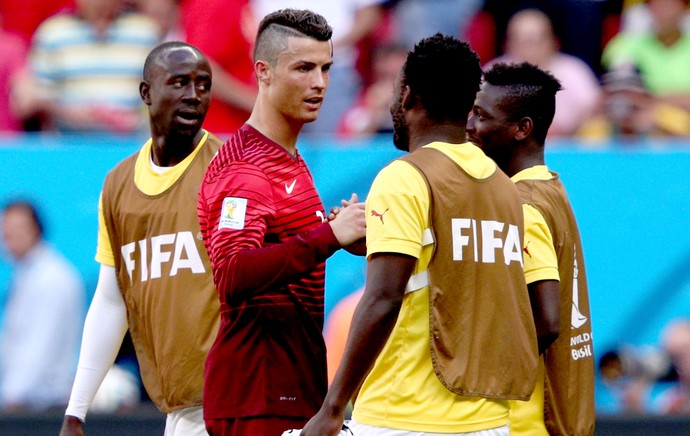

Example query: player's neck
[150,129,203,167]
[408,122,467,152]
[247,107,301,156]
[507,148,545,177]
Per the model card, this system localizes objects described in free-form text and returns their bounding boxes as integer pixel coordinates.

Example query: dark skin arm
[301,253,416,436]
[529,279,561,354]
[59,415,84,436]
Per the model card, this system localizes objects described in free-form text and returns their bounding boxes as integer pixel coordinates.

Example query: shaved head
[143,41,206,82]
[254,9,332,66]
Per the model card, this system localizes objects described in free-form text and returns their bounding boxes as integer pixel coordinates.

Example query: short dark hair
[402,33,482,122]
[482,62,562,143]
[254,9,333,65]
[2,200,44,237]
[143,41,204,82]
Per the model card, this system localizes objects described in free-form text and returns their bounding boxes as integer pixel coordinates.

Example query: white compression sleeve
[65,265,128,421]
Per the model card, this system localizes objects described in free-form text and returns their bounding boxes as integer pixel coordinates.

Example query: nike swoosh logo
[285,179,296,194]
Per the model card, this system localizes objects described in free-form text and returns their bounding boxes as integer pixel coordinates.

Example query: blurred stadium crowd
[2,0,690,142]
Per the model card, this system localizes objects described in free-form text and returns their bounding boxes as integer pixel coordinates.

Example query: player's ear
[140,81,152,105]
[255,60,271,85]
[402,85,414,109]
[515,117,533,141]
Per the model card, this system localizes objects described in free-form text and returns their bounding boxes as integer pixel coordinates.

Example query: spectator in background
[577,63,690,141]
[251,0,386,137]
[133,0,183,42]
[602,0,690,114]
[391,0,484,50]
[482,0,609,76]
[0,0,73,46]
[324,287,364,385]
[597,344,676,414]
[658,319,690,414]
[337,44,407,139]
[180,0,257,137]
[486,8,601,138]
[0,13,27,133]
[0,200,85,412]
[619,0,690,34]
[13,0,160,133]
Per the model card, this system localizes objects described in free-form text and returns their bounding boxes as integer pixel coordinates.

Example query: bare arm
[301,252,416,436]
[333,5,384,51]
[528,279,561,354]
[207,59,256,112]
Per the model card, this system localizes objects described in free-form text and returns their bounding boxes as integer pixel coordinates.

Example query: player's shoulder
[206,132,225,150]
[105,150,139,182]
[204,134,269,191]
[207,131,243,170]
[371,158,427,197]
[208,127,273,170]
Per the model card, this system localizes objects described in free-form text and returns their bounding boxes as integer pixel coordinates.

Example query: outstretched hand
[328,193,358,221]
[328,193,366,255]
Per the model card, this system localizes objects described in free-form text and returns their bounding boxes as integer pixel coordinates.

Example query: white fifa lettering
[481,220,504,263]
[450,219,523,265]
[452,218,471,260]
[122,232,207,283]
[138,239,148,281]
[503,224,523,266]
[170,231,205,276]
[150,234,176,279]
[471,219,478,261]
[121,242,136,282]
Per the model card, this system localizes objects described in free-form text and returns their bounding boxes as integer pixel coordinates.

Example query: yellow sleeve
[522,204,559,284]
[95,193,116,266]
[365,160,429,260]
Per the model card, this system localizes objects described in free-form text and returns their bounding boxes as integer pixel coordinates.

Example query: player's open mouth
[304,97,322,109]
[176,111,200,125]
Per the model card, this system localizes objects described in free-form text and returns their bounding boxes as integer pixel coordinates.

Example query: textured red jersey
[198,124,341,420]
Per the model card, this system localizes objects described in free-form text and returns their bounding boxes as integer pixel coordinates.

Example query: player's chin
[173,120,201,135]
[299,106,322,122]
[301,113,320,124]
[344,237,367,256]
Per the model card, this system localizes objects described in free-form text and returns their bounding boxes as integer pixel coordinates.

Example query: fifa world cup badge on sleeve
[219,197,247,230]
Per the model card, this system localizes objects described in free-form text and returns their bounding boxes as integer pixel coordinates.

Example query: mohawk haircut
[254,9,333,65]
[143,41,204,82]
[402,33,482,122]
[482,62,563,143]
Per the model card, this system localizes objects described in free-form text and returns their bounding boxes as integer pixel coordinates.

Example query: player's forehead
[278,36,332,66]
[476,83,507,111]
[157,47,210,75]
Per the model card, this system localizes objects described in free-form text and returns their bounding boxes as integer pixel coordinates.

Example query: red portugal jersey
[198,124,340,420]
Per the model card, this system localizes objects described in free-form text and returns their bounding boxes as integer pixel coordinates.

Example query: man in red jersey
[197,8,366,436]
